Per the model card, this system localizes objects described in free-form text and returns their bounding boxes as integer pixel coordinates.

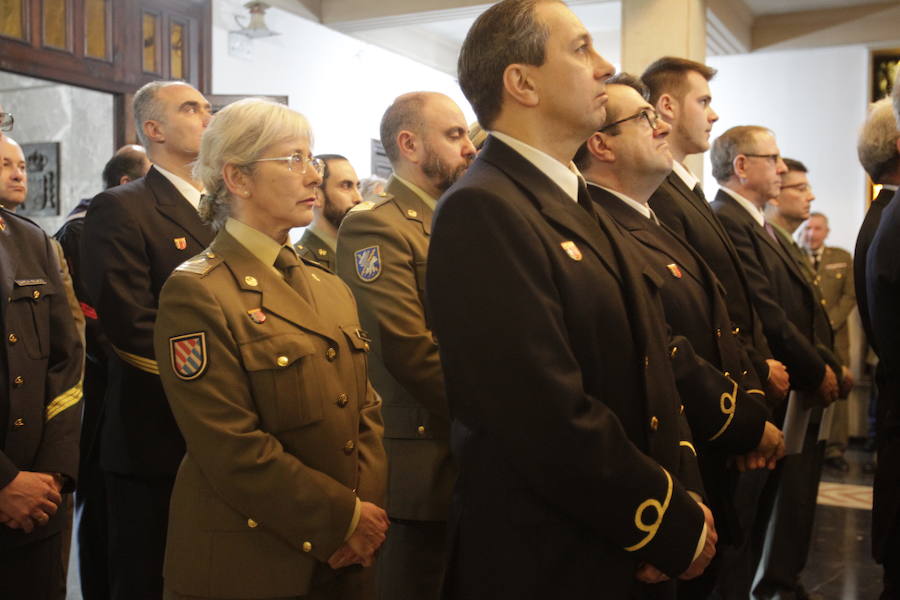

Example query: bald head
[0,136,27,211]
[103,144,151,189]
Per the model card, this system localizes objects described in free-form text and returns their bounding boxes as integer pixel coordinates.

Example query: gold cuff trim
[746,388,765,396]
[708,379,738,441]
[680,441,697,456]
[113,346,159,375]
[46,381,83,422]
[624,468,673,552]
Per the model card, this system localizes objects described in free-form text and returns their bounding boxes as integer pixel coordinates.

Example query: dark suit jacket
[337,176,455,521]
[427,137,705,599]
[650,173,772,383]
[0,208,83,549]
[592,186,768,543]
[855,186,896,354]
[81,166,214,477]
[865,195,900,562]
[711,190,833,399]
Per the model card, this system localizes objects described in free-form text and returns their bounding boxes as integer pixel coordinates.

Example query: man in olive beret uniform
[336,91,475,600]
[294,154,363,271]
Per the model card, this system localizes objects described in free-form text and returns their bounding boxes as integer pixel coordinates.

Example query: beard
[322,191,349,230]
[422,146,471,194]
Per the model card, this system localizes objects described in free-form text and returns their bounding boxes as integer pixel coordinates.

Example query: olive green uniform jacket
[154,230,386,599]
[295,228,335,272]
[336,176,455,521]
[811,246,855,367]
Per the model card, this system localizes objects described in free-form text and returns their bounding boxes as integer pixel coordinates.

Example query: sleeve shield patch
[354,246,382,282]
[170,332,208,380]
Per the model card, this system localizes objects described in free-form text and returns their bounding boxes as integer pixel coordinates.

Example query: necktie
[274,246,314,304]
[763,221,779,243]
[692,184,707,204]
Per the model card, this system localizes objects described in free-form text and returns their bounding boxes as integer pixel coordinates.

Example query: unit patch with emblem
[355,246,382,282]
[170,332,208,380]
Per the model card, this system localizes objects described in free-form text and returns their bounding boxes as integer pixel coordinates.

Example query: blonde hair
[195,98,312,230]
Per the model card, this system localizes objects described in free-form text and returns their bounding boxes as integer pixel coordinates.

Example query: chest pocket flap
[339,324,371,352]
[239,333,317,371]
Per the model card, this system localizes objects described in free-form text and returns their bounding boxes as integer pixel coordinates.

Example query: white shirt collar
[491,131,580,203]
[153,163,203,211]
[588,182,658,223]
[671,160,698,192]
[720,187,765,227]
[883,184,899,192]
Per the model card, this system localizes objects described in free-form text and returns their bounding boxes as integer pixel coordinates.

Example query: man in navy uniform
[427,2,716,597]
[81,81,214,599]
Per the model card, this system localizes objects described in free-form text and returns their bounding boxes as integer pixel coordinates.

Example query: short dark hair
[380,93,428,165]
[782,157,807,173]
[641,56,717,105]
[315,153,348,184]
[457,0,557,129]
[710,125,773,183]
[573,73,648,170]
[102,149,147,189]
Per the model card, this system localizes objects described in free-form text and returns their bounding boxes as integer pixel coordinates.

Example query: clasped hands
[635,499,718,583]
[327,501,389,569]
[0,471,62,533]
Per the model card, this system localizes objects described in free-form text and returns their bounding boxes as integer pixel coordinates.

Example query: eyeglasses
[781,182,811,193]
[252,153,325,175]
[0,112,13,132]
[599,108,660,133]
[743,153,781,164]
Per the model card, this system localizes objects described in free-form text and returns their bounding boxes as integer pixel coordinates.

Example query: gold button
[407,209,417,218]
[643,355,649,368]
[714,328,722,337]
[326,347,337,361]
[417,425,426,436]
[317,249,327,256]
[649,416,659,431]
[336,393,349,408]
[732,326,740,335]
[343,440,355,455]
[207,252,216,259]
[820,298,827,306]
[32,290,40,299]
[742,370,749,376]
[276,355,289,367]
[670,346,678,359]
[245,276,258,287]
[247,518,258,528]
[13,418,24,429]
[723,371,730,379]
[363,342,370,352]
[13,375,24,387]
[7,333,17,344]
[302,541,313,552]
[836,273,843,279]
[680,404,684,415]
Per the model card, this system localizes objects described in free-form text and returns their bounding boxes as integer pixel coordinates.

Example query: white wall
[212,0,474,180]
[702,45,870,251]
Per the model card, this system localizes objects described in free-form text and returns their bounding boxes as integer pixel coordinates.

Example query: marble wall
[0,70,114,235]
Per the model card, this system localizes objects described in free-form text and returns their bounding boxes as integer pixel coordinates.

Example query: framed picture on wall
[873,53,899,102]
[20,142,60,218]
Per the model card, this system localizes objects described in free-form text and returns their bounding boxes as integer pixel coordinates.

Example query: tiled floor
[64,447,887,600]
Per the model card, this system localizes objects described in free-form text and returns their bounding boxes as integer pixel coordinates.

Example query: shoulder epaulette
[175,251,223,276]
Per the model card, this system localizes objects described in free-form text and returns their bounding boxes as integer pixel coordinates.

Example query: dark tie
[812,253,820,272]
[692,184,707,203]
[274,246,314,304]
[763,221,779,243]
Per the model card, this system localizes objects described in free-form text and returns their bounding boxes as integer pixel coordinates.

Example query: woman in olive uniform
[154,99,388,600]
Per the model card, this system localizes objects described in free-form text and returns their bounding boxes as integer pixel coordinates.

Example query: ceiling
[261,0,900,76]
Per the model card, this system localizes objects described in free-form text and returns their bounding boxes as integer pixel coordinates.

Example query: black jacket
[650,173,772,383]
[427,137,705,599]
[81,166,214,476]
